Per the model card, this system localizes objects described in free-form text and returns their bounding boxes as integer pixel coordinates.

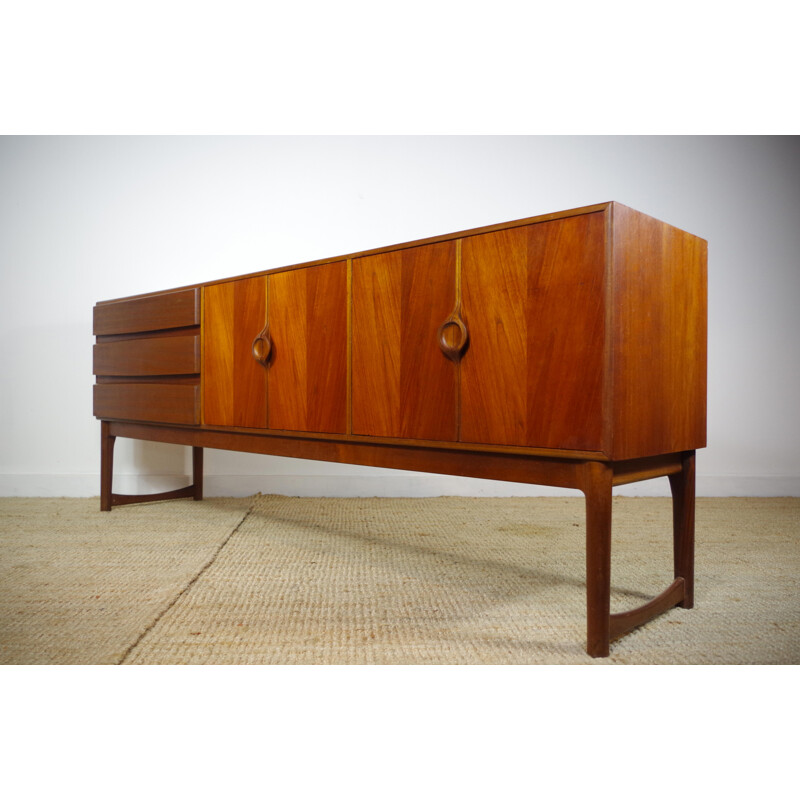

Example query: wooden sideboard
[93,201,707,657]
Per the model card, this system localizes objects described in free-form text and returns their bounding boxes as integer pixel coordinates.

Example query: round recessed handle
[437,313,468,363]
[252,326,272,367]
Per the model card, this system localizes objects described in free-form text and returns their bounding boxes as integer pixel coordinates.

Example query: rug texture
[0,496,797,664]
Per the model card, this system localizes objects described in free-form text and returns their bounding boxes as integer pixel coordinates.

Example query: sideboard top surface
[94,201,706,306]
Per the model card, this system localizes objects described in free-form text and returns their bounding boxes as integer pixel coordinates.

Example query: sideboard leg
[192,447,204,501]
[99,423,204,510]
[669,450,696,608]
[584,461,613,658]
[100,421,116,512]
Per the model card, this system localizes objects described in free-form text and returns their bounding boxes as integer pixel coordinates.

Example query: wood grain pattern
[93,335,199,376]
[612,453,683,486]
[202,281,234,425]
[93,384,199,425]
[608,578,685,643]
[461,212,606,450]
[197,422,604,460]
[93,288,199,335]
[109,421,588,490]
[203,277,267,428]
[669,451,696,608]
[234,278,269,428]
[268,261,347,433]
[352,241,457,440]
[611,203,708,459]
[100,420,114,511]
[347,259,353,434]
[582,460,613,658]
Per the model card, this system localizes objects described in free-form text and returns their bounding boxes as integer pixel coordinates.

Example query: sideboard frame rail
[99,420,695,659]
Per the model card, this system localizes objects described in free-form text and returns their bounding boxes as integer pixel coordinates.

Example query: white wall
[1,136,798,498]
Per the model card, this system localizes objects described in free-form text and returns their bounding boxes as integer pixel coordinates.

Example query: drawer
[93,335,200,376]
[93,384,199,424]
[93,288,200,335]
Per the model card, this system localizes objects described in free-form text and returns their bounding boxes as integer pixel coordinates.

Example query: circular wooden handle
[437,317,468,362]
[252,329,272,366]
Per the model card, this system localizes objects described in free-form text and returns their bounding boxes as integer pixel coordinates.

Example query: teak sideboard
[93,202,707,658]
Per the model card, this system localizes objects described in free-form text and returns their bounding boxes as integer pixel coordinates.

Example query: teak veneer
[93,202,707,658]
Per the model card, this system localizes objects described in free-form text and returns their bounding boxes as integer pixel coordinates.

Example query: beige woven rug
[1,495,797,664]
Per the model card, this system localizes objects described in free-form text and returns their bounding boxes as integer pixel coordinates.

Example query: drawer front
[94,384,199,424]
[93,288,200,335]
[93,335,200,376]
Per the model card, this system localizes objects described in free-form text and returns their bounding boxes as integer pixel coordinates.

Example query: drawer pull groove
[252,325,273,366]
[437,301,469,363]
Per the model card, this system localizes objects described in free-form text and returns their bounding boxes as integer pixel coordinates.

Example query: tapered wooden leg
[584,461,613,658]
[100,421,116,512]
[192,447,204,501]
[581,452,694,656]
[669,450,696,608]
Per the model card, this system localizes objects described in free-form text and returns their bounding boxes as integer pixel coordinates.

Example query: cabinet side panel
[203,282,235,426]
[352,252,402,436]
[612,205,708,459]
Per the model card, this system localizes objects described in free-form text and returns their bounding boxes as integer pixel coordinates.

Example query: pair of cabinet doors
[203,212,605,451]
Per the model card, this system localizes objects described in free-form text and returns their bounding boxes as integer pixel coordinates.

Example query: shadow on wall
[108,438,189,495]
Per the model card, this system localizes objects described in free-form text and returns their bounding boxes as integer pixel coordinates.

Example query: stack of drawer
[93,288,201,425]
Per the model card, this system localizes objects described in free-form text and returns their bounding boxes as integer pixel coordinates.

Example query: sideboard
[93,201,707,657]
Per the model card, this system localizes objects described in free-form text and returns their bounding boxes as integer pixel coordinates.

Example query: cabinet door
[352,241,457,441]
[203,276,267,428]
[268,262,347,433]
[461,212,606,451]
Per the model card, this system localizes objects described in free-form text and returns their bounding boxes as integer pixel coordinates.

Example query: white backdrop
[1,135,798,497]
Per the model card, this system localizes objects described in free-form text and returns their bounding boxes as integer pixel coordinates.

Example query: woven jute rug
[0,495,797,664]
